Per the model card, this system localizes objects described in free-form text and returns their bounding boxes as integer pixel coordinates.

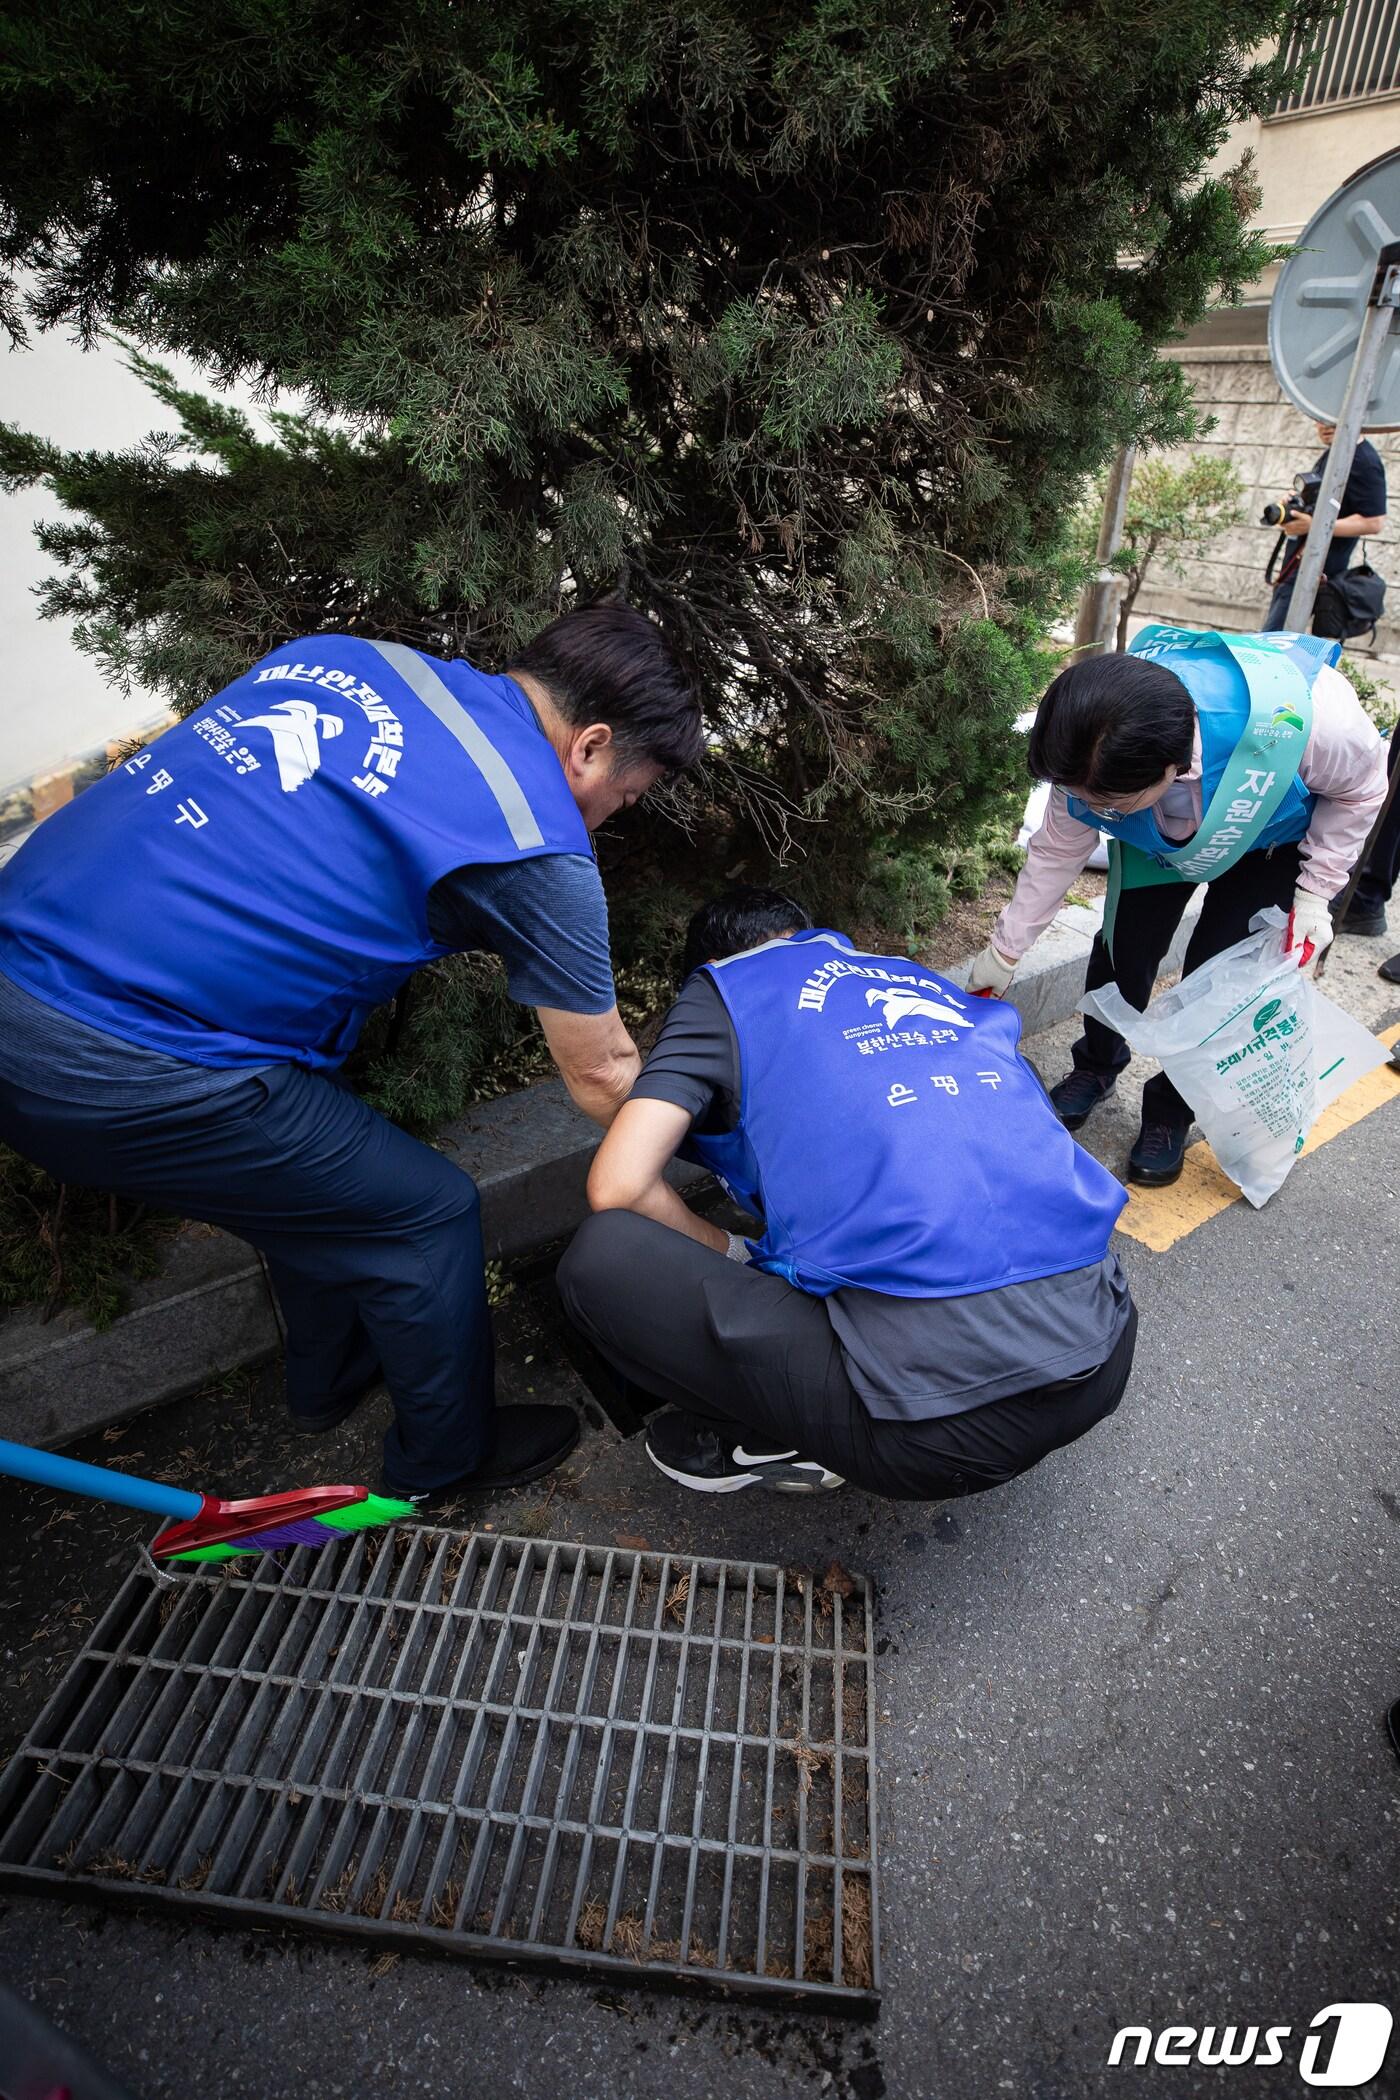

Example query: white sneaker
[644,1411,844,1494]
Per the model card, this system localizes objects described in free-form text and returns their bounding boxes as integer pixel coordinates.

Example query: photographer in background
[1262,419,1387,634]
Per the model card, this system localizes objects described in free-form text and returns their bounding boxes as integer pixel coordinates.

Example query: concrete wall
[1132,345,1400,650]
[1207,97,1400,250]
[1,312,280,796]
[1136,43,1400,646]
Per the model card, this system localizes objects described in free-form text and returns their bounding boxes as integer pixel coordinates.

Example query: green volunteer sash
[1100,631,1314,960]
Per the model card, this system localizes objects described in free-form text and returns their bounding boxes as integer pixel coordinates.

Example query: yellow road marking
[1116,1022,1400,1253]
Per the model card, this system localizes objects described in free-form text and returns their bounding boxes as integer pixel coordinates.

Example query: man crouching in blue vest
[0,606,702,1507]
[557,890,1136,1500]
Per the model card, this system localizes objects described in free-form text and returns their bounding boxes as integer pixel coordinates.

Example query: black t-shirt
[1312,439,1387,577]
[632,974,743,1130]
[632,974,1132,1420]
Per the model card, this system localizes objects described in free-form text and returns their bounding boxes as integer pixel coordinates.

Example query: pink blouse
[992,664,1388,960]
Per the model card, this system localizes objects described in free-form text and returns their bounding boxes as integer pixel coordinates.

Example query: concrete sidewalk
[0,932,1397,2100]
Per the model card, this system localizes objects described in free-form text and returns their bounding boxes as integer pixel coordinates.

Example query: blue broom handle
[0,1437,203,1520]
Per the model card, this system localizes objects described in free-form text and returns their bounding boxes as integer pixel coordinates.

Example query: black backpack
[1312,558,1387,645]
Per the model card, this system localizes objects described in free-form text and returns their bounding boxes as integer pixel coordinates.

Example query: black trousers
[558,1210,1137,1503]
[1352,716,1400,918]
[1074,842,1302,1131]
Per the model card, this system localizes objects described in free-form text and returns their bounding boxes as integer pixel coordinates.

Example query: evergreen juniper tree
[0,0,1323,1125]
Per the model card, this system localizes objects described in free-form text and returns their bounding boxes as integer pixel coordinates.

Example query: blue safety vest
[684,931,1126,1299]
[0,636,590,1069]
[1065,629,1339,865]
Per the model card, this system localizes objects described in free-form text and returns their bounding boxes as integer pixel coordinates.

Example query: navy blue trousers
[0,1065,493,1493]
[1262,577,1298,631]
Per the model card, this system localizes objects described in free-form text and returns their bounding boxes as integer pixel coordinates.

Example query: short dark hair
[507,602,704,774]
[680,886,813,982]
[1027,655,1195,797]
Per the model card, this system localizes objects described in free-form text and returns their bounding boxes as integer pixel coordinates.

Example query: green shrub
[0,0,1327,1311]
[1072,451,1248,650]
[0,1151,171,1330]
[1341,655,1398,735]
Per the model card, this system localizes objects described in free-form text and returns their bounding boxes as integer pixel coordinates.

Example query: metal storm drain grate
[0,1530,880,2008]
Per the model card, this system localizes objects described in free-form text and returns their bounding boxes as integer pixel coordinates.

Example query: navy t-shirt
[0,852,614,1106]
[1312,439,1387,576]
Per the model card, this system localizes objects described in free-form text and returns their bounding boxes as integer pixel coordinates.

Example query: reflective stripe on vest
[0,634,591,1068]
[365,641,546,851]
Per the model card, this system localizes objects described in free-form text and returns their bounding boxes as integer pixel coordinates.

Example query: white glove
[966,941,1018,998]
[1288,887,1334,976]
[724,1231,753,1264]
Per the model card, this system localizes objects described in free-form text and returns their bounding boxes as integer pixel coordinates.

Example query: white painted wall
[1208,94,1400,248]
[0,327,271,795]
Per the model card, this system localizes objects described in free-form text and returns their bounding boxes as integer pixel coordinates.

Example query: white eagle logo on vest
[865,986,972,1031]
[234,699,344,794]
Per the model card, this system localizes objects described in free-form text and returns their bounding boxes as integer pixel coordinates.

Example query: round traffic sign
[1268,145,1400,425]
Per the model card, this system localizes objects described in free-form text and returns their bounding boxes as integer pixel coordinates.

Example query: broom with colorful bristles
[0,1436,415,1563]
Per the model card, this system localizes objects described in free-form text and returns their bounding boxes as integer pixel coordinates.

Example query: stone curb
[0,1080,706,1450]
[0,894,1194,1448]
[943,892,1201,1032]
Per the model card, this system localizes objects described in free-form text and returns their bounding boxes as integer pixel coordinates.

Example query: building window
[1269,0,1400,113]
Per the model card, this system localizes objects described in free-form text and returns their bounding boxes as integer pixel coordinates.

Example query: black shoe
[1049,1070,1118,1131]
[1338,907,1388,937]
[288,1379,384,1436]
[1379,951,1400,985]
[644,1410,843,1495]
[384,1404,580,1509]
[1127,1120,1188,1187]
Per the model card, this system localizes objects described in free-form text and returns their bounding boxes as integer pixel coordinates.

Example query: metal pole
[1073,440,1137,657]
[1285,252,1400,634]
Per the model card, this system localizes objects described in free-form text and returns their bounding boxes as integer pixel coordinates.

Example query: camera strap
[1264,534,1299,588]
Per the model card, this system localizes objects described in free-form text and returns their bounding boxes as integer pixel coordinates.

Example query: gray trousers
[558,1210,1136,1502]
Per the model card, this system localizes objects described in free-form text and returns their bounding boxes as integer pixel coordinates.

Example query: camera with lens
[1261,469,1323,528]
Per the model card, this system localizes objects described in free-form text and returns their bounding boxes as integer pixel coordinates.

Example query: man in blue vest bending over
[966,628,1386,1187]
[557,890,1135,1499]
[0,605,703,1506]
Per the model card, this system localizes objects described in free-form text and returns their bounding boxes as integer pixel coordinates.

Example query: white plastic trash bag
[1082,908,1387,1207]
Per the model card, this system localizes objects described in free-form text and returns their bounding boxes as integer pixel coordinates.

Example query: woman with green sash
[967,627,1387,1187]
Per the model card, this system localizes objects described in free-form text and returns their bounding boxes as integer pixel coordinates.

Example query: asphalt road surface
[1,933,1396,2100]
